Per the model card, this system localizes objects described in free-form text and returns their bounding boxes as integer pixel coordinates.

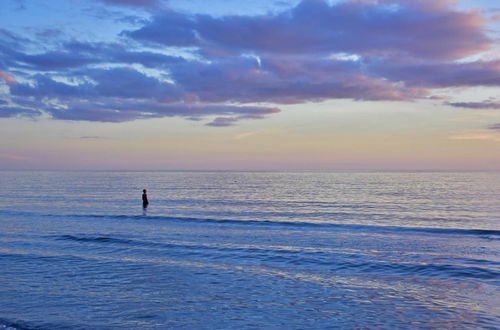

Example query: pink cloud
[0,71,16,84]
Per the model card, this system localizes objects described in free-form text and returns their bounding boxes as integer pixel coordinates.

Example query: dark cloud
[448,101,500,109]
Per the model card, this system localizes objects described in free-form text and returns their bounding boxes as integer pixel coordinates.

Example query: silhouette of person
[142,189,149,208]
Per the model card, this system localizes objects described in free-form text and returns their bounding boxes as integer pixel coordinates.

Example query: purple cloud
[46,100,279,124]
[0,105,41,118]
[18,51,97,70]
[0,0,498,126]
[10,74,93,98]
[205,106,280,126]
[1,40,185,71]
[367,59,500,88]
[169,56,426,104]
[448,101,500,109]
[4,64,280,124]
[125,10,198,47]
[487,123,500,131]
[62,41,185,68]
[9,68,178,101]
[128,0,489,60]
[206,117,238,127]
[89,67,178,100]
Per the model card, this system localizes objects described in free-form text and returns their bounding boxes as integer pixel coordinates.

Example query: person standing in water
[142,189,149,208]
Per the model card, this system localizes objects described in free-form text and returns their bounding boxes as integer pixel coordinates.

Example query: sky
[0,0,499,170]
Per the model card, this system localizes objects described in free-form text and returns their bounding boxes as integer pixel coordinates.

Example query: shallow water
[0,171,499,329]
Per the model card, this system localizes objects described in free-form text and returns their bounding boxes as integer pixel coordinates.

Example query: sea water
[0,171,499,329]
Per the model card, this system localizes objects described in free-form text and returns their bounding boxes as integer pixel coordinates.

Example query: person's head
[143,189,147,193]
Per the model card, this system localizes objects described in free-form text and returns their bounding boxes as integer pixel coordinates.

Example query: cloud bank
[448,101,500,110]
[0,0,499,126]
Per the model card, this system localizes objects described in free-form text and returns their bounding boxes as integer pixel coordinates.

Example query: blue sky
[1,0,499,170]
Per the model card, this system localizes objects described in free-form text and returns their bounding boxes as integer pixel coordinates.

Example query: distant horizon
[1,0,499,170]
[2,168,500,173]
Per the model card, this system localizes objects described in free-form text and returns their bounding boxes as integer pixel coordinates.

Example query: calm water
[0,171,499,329]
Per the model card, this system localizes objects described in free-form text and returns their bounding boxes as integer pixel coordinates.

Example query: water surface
[0,171,499,329]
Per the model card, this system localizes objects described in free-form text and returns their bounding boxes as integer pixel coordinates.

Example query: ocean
[0,171,499,329]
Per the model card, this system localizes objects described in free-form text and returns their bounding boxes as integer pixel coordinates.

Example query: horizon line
[1,169,499,173]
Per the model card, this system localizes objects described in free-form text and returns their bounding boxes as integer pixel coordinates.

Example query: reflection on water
[0,171,499,329]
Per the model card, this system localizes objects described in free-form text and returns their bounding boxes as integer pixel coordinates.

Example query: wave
[2,209,499,237]
[65,213,500,237]
[57,235,134,245]
[9,234,500,281]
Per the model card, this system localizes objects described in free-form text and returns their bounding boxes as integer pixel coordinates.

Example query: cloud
[90,67,178,100]
[17,51,97,70]
[206,117,238,127]
[125,10,199,47]
[169,56,427,104]
[63,41,185,68]
[0,70,16,84]
[127,0,490,60]
[10,74,93,98]
[45,100,279,124]
[367,59,500,88]
[487,123,500,131]
[80,136,104,139]
[9,68,178,100]
[0,105,41,118]
[2,40,185,71]
[0,0,498,126]
[447,101,500,109]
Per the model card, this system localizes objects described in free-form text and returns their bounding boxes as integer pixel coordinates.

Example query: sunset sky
[1,0,499,170]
